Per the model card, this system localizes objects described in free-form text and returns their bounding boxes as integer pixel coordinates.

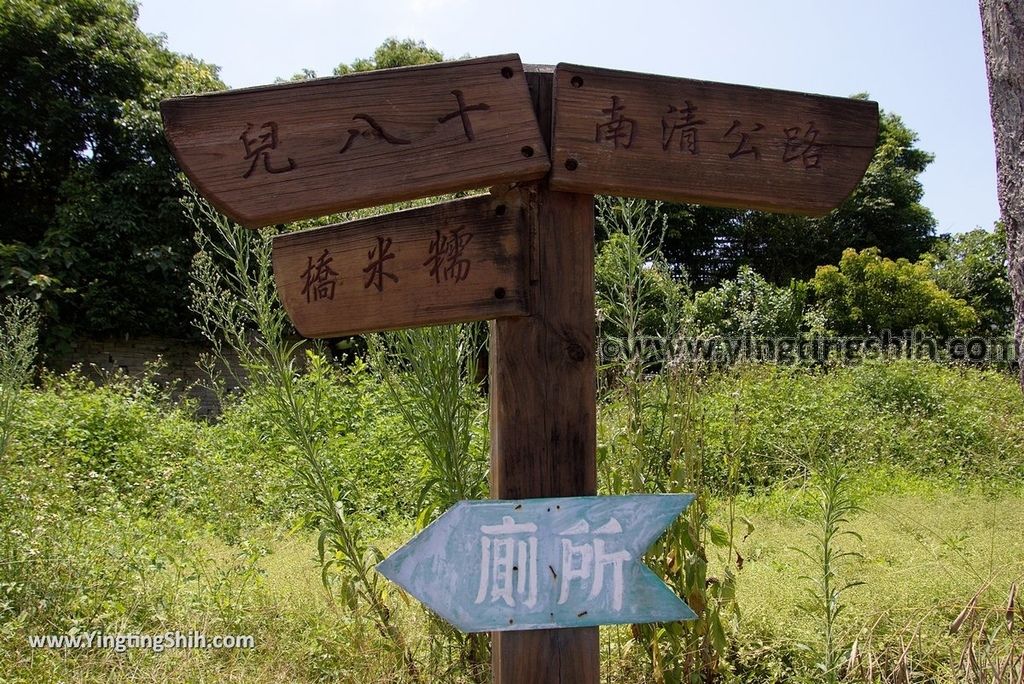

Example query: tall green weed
[0,297,39,456]
[186,190,422,680]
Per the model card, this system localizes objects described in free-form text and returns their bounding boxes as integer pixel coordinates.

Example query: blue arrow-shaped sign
[377,494,696,633]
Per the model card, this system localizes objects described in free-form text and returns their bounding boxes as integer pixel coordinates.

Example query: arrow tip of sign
[375,544,413,587]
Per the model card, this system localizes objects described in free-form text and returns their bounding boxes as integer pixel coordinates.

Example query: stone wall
[47,336,243,416]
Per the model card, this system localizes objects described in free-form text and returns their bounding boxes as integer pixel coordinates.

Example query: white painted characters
[472,514,632,613]
[474,516,538,609]
[557,517,631,611]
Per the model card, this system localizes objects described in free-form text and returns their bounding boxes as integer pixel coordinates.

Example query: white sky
[137,0,1000,235]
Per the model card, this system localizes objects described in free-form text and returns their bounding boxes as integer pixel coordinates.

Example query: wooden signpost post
[162,54,878,684]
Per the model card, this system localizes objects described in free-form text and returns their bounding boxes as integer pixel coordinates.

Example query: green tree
[925,225,1012,334]
[279,38,446,87]
[810,247,978,337]
[0,0,224,350]
[661,105,937,286]
[334,38,444,75]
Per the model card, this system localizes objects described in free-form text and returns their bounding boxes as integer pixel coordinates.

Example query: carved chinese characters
[239,121,296,178]
[297,230,474,303]
[783,122,823,168]
[424,227,473,284]
[271,192,529,338]
[595,96,636,149]
[363,237,399,292]
[162,55,549,228]
[300,248,338,303]
[339,114,411,155]
[661,101,705,154]
[549,63,879,216]
[439,90,491,141]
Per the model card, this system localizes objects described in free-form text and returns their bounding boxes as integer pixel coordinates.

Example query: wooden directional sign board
[163,53,880,684]
[272,192,529,338]
[549,64,878,216]
[377,495,695,633]
[161,55,549,227]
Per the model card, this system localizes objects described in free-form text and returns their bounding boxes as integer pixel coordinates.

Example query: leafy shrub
[601,360,1024,492]
[693,266,807,339]
[0,442,204,634]
[810,247,978,337]
[13,367,201,510]
[200,359,425,534]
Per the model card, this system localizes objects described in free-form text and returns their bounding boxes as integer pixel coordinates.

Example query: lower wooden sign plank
[161,55,550,227]
[549,63,878,216]
[272,192,529,338]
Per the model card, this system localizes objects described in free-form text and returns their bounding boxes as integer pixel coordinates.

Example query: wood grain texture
[488,172,599,681]
[161,55,549,227]
[549,63,878,216]
[979,0,1024,390]
[272,193,528,338]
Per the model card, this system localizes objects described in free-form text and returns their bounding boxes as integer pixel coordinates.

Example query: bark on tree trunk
[979,0,1024,390]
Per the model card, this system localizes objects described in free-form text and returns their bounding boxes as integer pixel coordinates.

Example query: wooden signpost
[162,54,878,684]
[549,64,878,215]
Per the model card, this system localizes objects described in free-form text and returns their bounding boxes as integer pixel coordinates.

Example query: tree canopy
[0,0,224,350]
[334,38,444,74]
[810,247,978,337]
[280,38,446,82]
[925,224,1012,334]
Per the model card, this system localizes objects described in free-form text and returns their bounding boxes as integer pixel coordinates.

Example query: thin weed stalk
[595,197,738,682]
[366,325,490,681]
[0,297,40,456]
[185,188,420,681]
[794,442,864,684]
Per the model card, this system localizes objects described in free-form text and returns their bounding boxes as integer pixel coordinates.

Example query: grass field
[2,360,1023,682]
[728,477,1024,682]
[4,474,1021,683]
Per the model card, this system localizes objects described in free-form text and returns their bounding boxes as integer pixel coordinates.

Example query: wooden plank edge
[553,62,881,115]
[164,54,528,102]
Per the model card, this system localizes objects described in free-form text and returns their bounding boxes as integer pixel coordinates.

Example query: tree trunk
[979,0,1024,390]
